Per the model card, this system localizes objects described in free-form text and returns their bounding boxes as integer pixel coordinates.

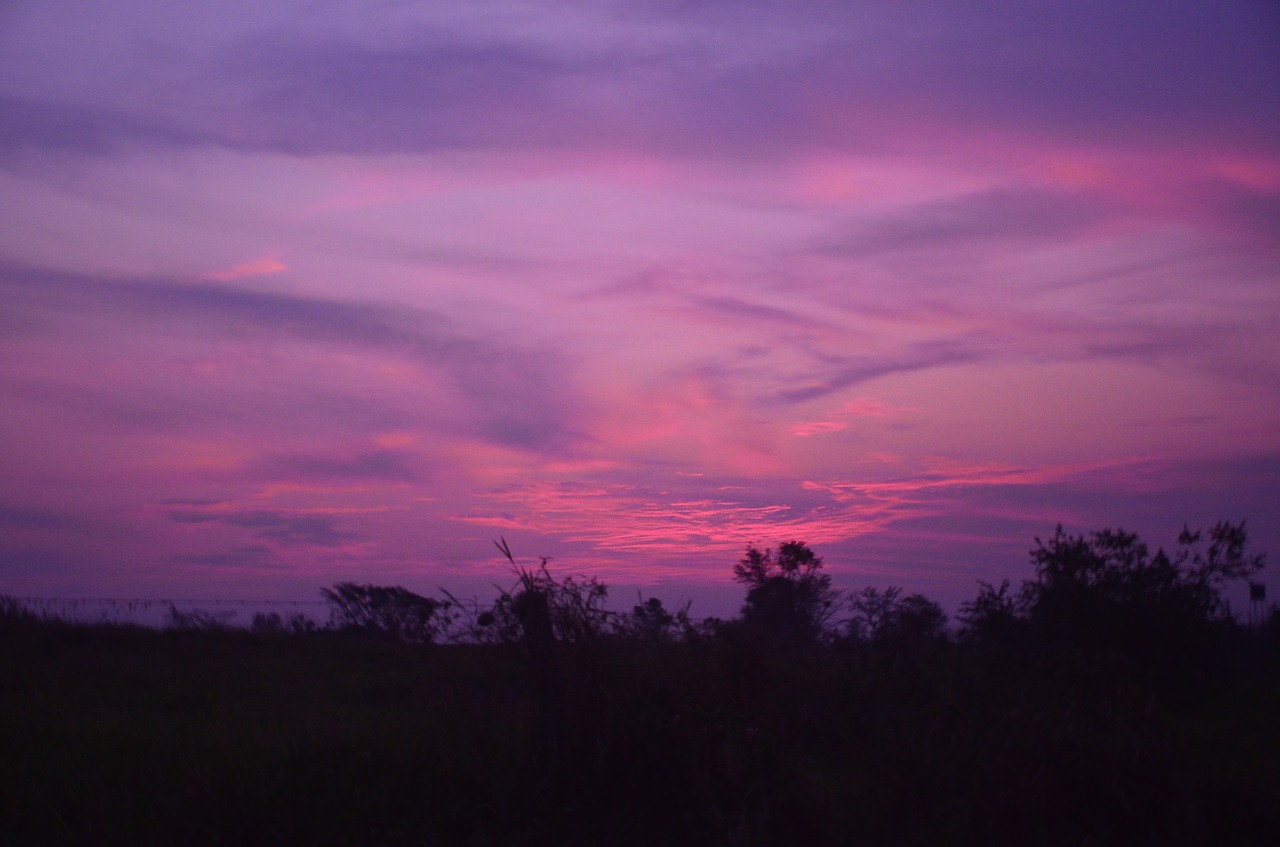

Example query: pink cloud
[792,420,847,437]
[203,257,288,281]
[447,457,1168,573]
[793,397,914,437]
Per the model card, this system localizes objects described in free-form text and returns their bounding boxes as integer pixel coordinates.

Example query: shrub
[165,605,235,631]
[320,582,452,643]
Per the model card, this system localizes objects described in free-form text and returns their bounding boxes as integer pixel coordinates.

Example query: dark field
[3,614,1278,846]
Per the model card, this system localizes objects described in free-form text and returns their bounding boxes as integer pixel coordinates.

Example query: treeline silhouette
[293,520,1272,662]
[2,521,1277,846]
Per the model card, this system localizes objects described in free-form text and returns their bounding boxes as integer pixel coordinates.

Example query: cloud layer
[1,0,1277,614]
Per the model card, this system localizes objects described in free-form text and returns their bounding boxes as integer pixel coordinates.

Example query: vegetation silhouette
[1,520,1276,846]
[733,540,840,645]
[250,609,319,635]
[956,577,1022,645]
[1016,521,1266,682]
[320,581,453,643]
[845,586,949,651]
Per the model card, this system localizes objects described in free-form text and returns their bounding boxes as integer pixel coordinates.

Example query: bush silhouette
[733,540,840,645]
[1019,521,1264,667]
[616,596,693,643]
[957,579,1024,645]
[320,582,451,643]
[846,586,949,649]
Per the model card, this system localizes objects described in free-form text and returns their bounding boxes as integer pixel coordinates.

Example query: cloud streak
[4,2,1274,162]
[168,505,352,548]
[0,260,583,453]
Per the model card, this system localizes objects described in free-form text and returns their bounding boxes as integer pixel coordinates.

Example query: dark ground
[2,617,1278,846]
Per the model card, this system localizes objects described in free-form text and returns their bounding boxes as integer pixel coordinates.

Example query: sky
[2,0,1278,620]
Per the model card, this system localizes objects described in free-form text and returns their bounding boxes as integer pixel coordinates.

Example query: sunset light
[1,0,1276,618]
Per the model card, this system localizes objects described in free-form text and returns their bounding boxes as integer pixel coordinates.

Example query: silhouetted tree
[1021,520,1265,659]
[1174,520,1267,613]
[957,578,1024,645]
[846,585,901,642]
[883,592,949,646]
[320,582,450,643]
[847,586,948,648]
[733,540,839,644]
[617,596,691,642]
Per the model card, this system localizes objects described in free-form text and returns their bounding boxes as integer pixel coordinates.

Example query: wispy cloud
[168,504,353,548]
[5,2,1274,162]
[0,504,85,532]
[777,339,988,404]
[251,449,423,485]
[821,189,1111,258]
[203,257,287,281]
[454,458,1143,560]
[0,260,584,453]
[172,544,283,569]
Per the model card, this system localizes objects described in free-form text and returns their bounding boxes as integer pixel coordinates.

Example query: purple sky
[2,0,1278,619]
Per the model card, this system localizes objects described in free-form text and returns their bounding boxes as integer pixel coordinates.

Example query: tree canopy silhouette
[957,578,1022,645]
[733,540,839,644]
[1020,520,1265,659]
[847,586,948,649]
